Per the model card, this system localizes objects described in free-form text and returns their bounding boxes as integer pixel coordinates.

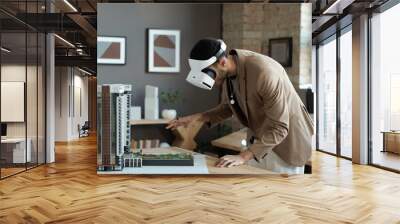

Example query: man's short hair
[190,38,224,60]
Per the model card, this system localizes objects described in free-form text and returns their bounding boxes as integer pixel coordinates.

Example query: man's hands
[167,113,254,168]
[166,113,206,130]
[215,150,254,168]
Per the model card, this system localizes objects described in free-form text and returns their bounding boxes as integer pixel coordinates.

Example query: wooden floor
[372,150,400,171]
[1,135,400,224]
[1,167,26,178]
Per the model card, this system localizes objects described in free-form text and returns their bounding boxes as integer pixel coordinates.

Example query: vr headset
[186,40,227,90]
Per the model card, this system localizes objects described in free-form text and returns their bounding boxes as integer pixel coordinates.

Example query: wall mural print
[148,29,180,73]
[97,36,126,64]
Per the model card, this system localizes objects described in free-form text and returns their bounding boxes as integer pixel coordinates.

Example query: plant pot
[161,109,177,120]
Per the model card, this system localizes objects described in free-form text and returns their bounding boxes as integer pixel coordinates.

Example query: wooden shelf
[130,119,171,126]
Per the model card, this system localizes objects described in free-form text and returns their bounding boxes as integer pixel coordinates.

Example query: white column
[46,32,55,163]
[352,14,369,164]
[55,67,74,141]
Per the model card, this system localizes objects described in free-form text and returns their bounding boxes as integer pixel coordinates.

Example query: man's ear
[219,57,227,66]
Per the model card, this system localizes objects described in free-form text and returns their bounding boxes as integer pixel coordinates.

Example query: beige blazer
[203,49,314,166]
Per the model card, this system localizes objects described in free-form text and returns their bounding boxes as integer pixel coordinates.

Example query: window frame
[315,23,353,160]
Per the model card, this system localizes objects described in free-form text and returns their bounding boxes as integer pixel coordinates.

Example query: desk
[212,130,312,174]
[98,147,274,175]
[382,131,400,154]
[211,128,248,152]
[1,138,31,163]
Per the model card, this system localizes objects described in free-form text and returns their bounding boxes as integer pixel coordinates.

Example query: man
[166,38,314,174]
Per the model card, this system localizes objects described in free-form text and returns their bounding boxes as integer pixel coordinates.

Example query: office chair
[79,121,90,138]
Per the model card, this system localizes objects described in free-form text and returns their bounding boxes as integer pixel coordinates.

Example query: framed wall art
[268,37,293,67]
[148,29,180,73]
[97,36,126,64]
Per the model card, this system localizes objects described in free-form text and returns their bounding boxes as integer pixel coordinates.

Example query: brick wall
[300,3,312,87]
[223,3,312,101]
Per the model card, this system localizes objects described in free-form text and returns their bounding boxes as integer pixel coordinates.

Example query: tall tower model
[97,84,132,171]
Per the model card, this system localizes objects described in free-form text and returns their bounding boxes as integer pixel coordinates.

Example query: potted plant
[160,89,182,120]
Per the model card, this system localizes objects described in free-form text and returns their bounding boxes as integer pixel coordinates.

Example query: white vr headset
[186,40,227,90]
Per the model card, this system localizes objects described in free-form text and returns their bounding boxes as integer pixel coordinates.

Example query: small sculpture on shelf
[160,89,182,120]
[145,85,159,120]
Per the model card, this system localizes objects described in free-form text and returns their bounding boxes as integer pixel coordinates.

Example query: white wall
[1,65,41,136]
[1,65,27,139]
[1,64,46,164]
[72,73,89,138]
[55,67,89,141]
[55,66,68,141]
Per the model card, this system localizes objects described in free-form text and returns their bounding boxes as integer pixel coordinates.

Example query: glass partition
[1,31,28,178]
[0,1,46,179]
[27,31,38,170]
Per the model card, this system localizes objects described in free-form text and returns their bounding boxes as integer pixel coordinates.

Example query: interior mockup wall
[97,3,222,142]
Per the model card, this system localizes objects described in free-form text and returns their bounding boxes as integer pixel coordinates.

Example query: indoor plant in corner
[160,89,182,120]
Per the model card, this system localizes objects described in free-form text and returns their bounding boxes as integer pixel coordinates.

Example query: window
[317,36,337,154]
[316,25,353,159]
[370,3,400,171]
[339,28,352,158]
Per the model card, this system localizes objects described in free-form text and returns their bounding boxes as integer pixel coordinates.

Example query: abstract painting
[97,36,126,64]
[148,29,180,73]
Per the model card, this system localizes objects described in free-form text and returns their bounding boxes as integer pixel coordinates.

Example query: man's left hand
[216,150,254,168]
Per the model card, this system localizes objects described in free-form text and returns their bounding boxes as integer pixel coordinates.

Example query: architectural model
[97,84,195,173]
[123,149,194,167]
[97,84,132,171]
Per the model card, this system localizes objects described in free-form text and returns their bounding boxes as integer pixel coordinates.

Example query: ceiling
[311,0,390,43]
[1,0,97,73]
[0,0,393,74]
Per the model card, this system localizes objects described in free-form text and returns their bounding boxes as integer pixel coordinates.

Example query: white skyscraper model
[97,84,132,171]
[144,85,159,120]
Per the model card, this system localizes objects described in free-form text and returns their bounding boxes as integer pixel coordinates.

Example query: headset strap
[215,47,225,59]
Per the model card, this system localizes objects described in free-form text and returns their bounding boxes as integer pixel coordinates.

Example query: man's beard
[214,70,228,87]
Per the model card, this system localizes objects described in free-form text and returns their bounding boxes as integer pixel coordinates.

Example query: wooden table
[98,146,275,175]
[212,129,312,174]
[382,131,400,154]
[211,128,248,152]
[175,146,273,175]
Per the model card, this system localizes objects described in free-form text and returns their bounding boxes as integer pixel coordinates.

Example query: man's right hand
[166,113,205,130]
